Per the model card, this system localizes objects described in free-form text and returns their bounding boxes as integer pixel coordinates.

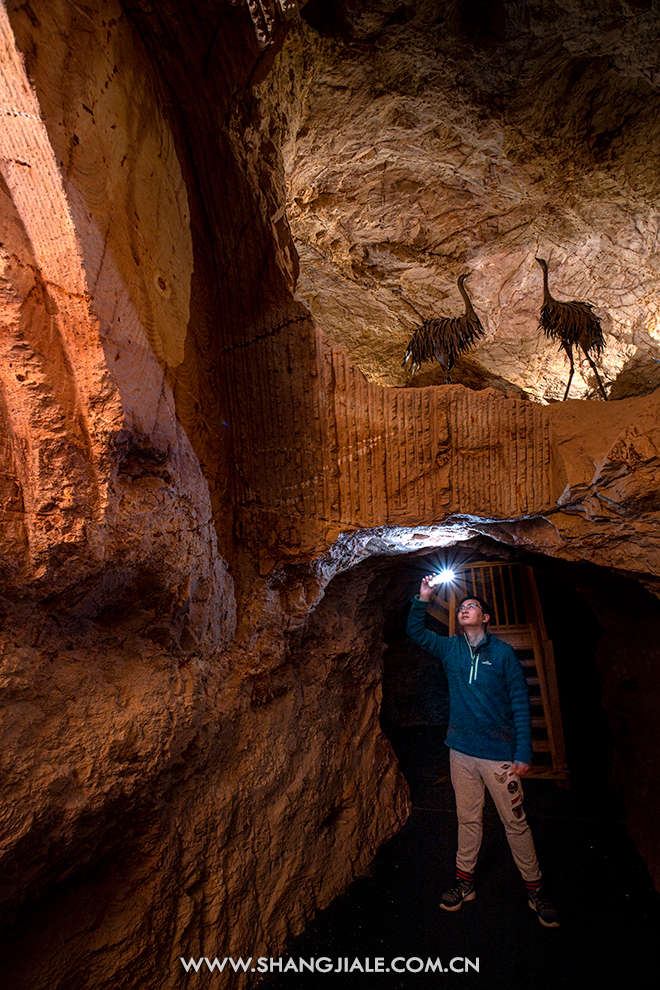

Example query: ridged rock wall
[1,1,660,987]
[0,0,231,644]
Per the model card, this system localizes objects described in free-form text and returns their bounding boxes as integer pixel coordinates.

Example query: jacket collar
[462,630,489,650]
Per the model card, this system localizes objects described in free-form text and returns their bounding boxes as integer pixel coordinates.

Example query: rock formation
[1,1,660,987]
[271,0,660,400]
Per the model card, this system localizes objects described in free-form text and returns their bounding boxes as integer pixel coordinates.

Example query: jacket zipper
[466,638,481,684]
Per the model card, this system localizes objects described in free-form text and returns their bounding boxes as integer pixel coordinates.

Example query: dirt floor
[262,726,660,990]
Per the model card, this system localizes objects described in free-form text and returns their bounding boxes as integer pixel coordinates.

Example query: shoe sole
[528,901,560,927]
[440,890,476,912]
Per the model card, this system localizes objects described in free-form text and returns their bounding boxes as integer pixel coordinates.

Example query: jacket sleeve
[504,649,532,765]
[406,597,449,659]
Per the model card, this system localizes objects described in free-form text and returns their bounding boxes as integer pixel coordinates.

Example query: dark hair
[457,596,492,624]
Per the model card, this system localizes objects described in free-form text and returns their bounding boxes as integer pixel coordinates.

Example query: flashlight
[428,569,455,587]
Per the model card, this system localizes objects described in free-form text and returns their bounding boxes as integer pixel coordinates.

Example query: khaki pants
[450,748,542,884]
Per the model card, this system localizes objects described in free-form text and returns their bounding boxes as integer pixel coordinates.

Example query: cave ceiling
[259,0,660,402]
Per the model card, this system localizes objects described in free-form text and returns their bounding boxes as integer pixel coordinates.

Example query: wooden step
[491,627,533,650]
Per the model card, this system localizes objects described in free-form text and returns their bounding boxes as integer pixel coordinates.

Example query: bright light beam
[428,568,455,588]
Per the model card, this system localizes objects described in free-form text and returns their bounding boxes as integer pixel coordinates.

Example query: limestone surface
[262,0,660,401]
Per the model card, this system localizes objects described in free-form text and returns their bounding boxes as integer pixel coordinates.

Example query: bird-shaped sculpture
[402,274,485,382]
[535,257,608,400]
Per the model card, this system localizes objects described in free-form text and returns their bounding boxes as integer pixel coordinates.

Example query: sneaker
[527,888,560,927]
[440,879,476,912]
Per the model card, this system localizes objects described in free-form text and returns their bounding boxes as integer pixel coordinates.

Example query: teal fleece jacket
[406,597,532,764]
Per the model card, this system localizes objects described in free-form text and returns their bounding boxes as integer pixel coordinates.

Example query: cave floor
[262,727,660,990]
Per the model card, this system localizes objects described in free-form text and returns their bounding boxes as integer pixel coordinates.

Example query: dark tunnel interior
[381,548,618,814]
[261,540,660,990]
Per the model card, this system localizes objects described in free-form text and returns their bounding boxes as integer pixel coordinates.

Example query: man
[406,574,560,927]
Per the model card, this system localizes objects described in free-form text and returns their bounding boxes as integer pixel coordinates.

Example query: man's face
[457,599,489,630]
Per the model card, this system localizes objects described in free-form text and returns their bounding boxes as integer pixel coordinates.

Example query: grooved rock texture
[0,0,231,646]
[1,1,660,988]
[264,0,660,401]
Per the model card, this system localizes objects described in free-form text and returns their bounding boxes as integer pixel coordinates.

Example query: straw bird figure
[402,274,485,382]
[536,257,608,400]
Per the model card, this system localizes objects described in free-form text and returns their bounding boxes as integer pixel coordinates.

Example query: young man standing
[406,574,560,927]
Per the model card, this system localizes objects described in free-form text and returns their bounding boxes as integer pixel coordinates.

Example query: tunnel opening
[295,529,660,871]
[380,544,621,820]
[262,534,660,989]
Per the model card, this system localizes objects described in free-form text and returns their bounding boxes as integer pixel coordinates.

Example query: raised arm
[406,575,450,658]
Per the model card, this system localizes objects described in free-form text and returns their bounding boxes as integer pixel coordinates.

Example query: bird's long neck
[540,263,551,304]
[458,279,476,319]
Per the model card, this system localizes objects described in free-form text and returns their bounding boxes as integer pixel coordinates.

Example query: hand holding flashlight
[419,574,438,601]
[419,569,455,601]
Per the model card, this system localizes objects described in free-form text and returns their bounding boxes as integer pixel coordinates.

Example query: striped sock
[456,868,474,885]
[525,878,543,894]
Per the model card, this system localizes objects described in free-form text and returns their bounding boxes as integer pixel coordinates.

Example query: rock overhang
[262,0,660,401]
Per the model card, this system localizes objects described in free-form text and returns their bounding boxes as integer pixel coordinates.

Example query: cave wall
[0,577,408,989]
[574,567,660,887]
[0,0,233,645]
[0,2,411,986]
[527,554,660,885]
[1,1,660,986]
[6,0,660,577]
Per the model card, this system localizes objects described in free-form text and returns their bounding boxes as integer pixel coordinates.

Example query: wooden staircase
[427,561,567,780]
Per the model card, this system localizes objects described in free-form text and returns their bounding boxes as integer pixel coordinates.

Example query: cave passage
[381,551,614,805]
[261,544,660,990]
[4,4,660,986]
